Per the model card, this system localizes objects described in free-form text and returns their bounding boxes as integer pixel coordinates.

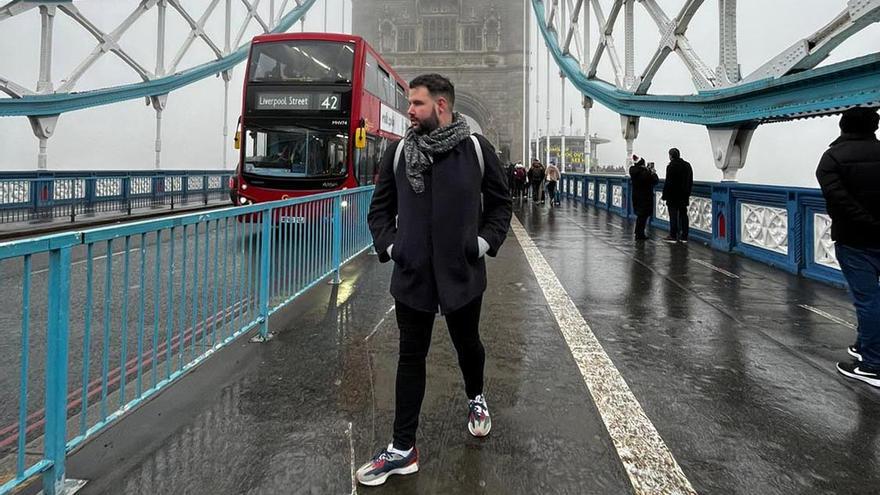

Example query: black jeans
[668,205,689,240]
[392,296,485,450]
[546,181,558,205]
[635,214,650,238]
[531,182,542,201]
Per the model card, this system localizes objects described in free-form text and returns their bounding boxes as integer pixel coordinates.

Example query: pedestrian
[507,162,516,197]
[661,148,693,243]
[513,161,527,199]
[361,73,513,486]
[629,156,659,240]
[528,158,546,203]
[545,160,561,206]
[815,107,880,386]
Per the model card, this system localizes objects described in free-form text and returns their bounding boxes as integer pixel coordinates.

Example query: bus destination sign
[255,92,341,111]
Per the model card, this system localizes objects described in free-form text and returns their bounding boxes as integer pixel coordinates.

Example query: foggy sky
[0,0,878,188]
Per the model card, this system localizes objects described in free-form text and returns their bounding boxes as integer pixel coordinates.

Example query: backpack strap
[393,139,405,175]
[393,135,485,177]
[470,135,485,178]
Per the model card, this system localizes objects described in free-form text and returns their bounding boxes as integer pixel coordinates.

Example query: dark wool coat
[368,134,512,313]
[629,164,659,216]
[661,158,693,208]
[816,133,880,248]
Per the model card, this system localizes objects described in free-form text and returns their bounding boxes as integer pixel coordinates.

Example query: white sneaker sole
[468,420,492,437]
[356,463,419,486]
[837,364,880,387]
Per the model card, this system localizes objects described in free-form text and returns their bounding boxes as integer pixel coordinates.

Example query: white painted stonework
[655,192,669,221]
[813,213,839,270]
[688,197,712,233]
[740,203,788,254]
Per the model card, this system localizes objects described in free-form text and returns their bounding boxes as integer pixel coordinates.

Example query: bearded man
[359,73,512,486]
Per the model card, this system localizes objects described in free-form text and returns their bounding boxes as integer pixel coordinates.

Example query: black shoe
[635,235,649,241]
[680,239,688,244]
[848,344,863,362]
[837,360,880,387]
[663,236,678,243]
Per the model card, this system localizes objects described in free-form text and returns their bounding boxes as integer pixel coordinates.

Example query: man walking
[361,74,512,486]
[661,148,693,243]
[629,156,659,240]
[816,107,880,386]
[528,158,546,203]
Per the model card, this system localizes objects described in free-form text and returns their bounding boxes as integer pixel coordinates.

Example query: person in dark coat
[816,107,880,386]
[629,156,659,240]
[661,148,693,243]
[360,74,512,486]
[527,159,546,202]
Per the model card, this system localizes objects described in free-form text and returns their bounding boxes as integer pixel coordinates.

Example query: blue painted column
[711,183,734,251]
[42,245,72,495]
[331,195,342,285]
[258,210,272,339]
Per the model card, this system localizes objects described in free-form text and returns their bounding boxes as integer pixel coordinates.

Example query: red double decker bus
[230,33,410,205]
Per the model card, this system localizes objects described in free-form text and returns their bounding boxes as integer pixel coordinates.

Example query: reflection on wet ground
[60,199,880,495]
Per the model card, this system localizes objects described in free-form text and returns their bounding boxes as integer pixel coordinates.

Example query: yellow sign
[355,128,366,149]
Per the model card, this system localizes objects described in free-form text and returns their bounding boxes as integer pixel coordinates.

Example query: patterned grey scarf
[403,112,471,194]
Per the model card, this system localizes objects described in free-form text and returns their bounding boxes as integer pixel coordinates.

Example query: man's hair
[409,73,455,108]
[668,148,681,159]
[839,107,879,134]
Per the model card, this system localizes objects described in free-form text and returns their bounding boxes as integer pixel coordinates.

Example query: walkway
[57,199,879,494]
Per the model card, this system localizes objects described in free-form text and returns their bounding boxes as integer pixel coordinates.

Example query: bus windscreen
[248,41,355,84]
[243,126,348,178]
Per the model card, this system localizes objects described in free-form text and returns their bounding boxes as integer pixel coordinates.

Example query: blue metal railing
[560,173,843,286]
[0,186,374,495]
[0,170,233,226]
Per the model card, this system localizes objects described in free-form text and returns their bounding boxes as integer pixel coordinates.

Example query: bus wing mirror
[355,128,366,149]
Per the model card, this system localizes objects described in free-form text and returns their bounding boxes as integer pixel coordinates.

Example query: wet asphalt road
[42,198,880,494]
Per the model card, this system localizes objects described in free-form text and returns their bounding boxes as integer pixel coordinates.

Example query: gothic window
[484,18,500,51]
[379,20,395,53]
[461,24,482,51]
[397,27,416,52]
[422,16,456,51]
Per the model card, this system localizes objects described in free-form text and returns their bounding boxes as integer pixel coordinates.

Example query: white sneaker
[467,394,492,437]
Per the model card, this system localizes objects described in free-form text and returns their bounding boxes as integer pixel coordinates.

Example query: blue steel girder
[533,0,880,126]
[0,0,317,118]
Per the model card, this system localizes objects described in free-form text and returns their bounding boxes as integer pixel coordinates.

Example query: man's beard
[413,108,441,135]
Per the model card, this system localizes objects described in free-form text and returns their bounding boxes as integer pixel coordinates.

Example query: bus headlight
[239,196,251,205]
[340,200,349,208]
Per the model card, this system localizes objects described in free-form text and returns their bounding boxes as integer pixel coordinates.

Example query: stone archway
[454,91,505,158]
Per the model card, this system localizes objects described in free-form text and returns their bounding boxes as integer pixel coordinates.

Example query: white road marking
[511,216,696,495]
[798,304,856,330]
[31,247,140,275]
[364,305,396,341]
[694,259,741,279]
[347,421,358,495]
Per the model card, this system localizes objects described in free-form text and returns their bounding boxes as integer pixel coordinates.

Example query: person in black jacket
[661,148,694,243]
[527,159,546,203]
[816,107,880,387]
[629,156,659,240]
[359,74,512,486]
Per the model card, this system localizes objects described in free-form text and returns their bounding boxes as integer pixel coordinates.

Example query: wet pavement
[56,198,880,494]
